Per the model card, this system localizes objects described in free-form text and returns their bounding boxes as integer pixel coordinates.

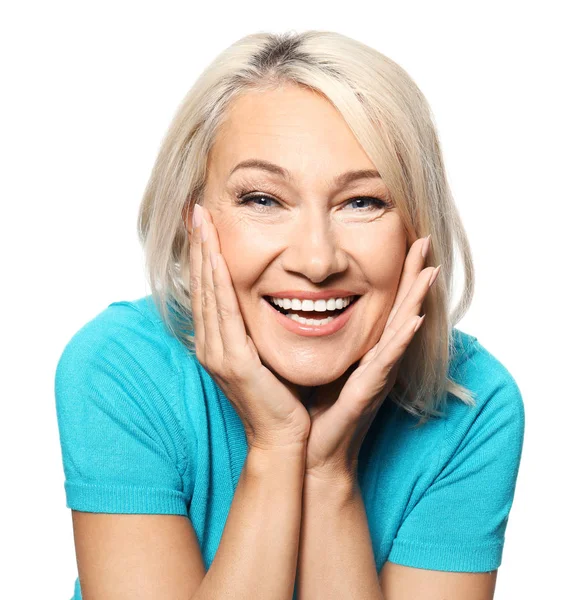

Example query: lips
[264,289,360,301]
[262,294,362,337]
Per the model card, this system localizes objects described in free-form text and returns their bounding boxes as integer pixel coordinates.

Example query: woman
[55,30,525,599]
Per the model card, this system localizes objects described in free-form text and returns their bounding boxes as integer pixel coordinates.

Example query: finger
[374,314,425,378]
[189,203,205,352]
[199,206,222,362]
[209,231,251,362]
[386,235,430,328]
[387,264,440,334]
[333,314,420,421]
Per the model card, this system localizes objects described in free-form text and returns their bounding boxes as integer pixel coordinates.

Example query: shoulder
[54,296,196,515]
[54,293,193,446]
[448,327,524,413]
[56,296,184,372]
[54,295,195,417]
[444,327,525,457]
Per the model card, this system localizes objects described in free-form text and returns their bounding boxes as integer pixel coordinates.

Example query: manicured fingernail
[193,204,202,229]
[414,314,426,332]
[210,250,218,270]
[201,218,208,242]
[421,234,431,259]
[429,264,441,287]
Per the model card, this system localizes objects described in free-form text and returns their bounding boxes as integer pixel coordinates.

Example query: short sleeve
[388,348,525,572]
[54,302,190,515]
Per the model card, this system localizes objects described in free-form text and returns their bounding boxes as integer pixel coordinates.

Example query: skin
[183,84,498,598]
[200,83,409,407]
[70,84,496,600]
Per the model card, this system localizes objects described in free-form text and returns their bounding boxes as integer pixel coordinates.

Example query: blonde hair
[137,29,476,426]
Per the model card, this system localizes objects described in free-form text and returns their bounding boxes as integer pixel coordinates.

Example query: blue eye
[345,197,390,211]
[236,193,390,212]
[237,194,280,211]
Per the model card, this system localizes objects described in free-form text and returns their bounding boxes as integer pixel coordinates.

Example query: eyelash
[235,191,392,213]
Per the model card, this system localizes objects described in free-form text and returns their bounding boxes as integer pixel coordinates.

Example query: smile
[262,295,362,337]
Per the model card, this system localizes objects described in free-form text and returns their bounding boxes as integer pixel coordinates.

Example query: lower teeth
[283,312,340,325]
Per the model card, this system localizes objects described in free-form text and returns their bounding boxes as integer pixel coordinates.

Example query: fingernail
[210,250,218,270]
[201,218,208,242]
[414,314,426,333]
[429,264,441,287]
[193,204,202,229]
[421,234,431,259]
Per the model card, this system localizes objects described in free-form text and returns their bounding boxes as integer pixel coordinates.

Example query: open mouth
[263,295,362,324]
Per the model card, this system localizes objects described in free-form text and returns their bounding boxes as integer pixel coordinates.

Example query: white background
[1,1,580,598]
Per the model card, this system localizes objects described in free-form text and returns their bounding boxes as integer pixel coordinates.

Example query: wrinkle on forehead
[209,87,378,190]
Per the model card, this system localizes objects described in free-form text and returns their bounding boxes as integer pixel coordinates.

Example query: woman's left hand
[304,235,441,484]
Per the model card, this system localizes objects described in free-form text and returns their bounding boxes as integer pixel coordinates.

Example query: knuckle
[201,287,214,306]
[221,349,244,375]
[385,323,398,337]
[204,355,222,376]
[215,303,231,321]
[190,273,201,293]
[222,359,246,383]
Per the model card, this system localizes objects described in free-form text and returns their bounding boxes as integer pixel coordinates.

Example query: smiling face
[200,83,409,399]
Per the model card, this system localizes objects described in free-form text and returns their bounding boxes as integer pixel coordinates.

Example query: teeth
[284,313,336,325]
[269,295,355,312]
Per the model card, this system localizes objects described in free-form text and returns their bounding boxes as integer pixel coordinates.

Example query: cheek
[370,264,403,306]
[216,227,264,291]
[363,236,407,292]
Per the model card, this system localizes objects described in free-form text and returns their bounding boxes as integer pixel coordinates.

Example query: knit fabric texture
[55,296,525,600]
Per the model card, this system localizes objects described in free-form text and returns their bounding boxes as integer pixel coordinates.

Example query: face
[197,84,408,403]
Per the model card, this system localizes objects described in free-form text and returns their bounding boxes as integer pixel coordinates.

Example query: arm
[72,444,306,600]
[296,474,497,600]
[192,443,306,600]
[296,473,383,600]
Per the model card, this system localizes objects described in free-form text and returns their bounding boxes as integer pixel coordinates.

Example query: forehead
[208,85,377,182]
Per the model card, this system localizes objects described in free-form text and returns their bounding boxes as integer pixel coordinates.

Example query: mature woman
[55,30,525,599]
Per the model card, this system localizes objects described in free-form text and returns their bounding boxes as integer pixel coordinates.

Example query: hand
[303,235,441,483]
[188,203,311,453]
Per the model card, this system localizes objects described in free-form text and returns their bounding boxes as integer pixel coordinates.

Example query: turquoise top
[54,296,525,599]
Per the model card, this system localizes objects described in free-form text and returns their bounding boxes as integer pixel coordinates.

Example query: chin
[278,369,339,387]
[262,354,360,388]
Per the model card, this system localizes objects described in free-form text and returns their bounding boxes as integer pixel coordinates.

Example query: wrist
[304,468,359,501]
[246,442,307,477]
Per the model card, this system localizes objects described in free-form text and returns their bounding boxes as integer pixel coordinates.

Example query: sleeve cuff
[65,481,189,515]
[388,537,503,572]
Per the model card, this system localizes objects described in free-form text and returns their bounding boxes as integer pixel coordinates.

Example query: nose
[280,207,349,284]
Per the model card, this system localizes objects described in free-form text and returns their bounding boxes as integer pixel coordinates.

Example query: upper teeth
[268,296,355,312]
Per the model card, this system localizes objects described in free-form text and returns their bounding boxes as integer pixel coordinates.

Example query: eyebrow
[228,159,382,188]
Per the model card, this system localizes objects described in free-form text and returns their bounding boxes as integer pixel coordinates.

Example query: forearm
[296,474,384,600]
[192,444,306,600]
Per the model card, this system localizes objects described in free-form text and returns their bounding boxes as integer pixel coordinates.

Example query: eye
[236,192,391,213]
[345,197,391,211]
[236,193,281,211]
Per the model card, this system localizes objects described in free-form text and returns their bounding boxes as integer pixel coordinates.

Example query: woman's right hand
[188,203,311,453]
